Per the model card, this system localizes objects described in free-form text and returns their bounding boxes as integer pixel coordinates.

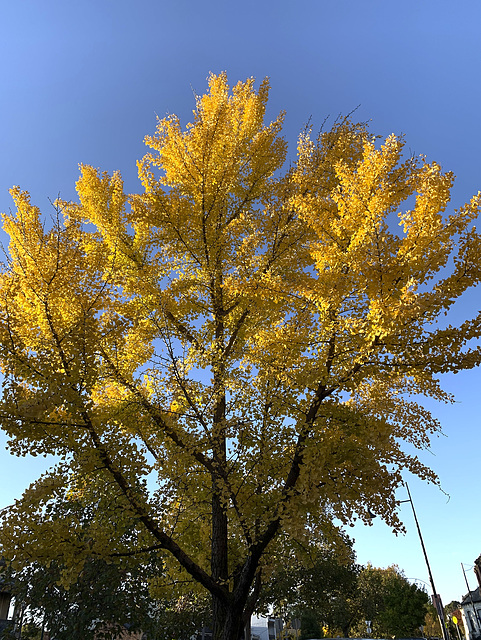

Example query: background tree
[349,565,429,638]
[12,559,159,640]
[444,601,465,640]
[1,73,481,640]
[299,610,322,640]
[3,486,211,640]
[9,557,212,640]
[424,602,443,639]
[260,535,359,636]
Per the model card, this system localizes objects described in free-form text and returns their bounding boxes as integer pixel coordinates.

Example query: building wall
[460,603,481,640]
[250,614,283,640]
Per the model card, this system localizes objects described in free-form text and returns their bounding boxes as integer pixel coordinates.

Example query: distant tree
[11,555,211,640]
[445,601,462,612]
[259,534,359,634]
[424,602,443,639]
[11,556,163,640]
[445,601,465,640]
[300,609,322,640]
[350,565,429,638]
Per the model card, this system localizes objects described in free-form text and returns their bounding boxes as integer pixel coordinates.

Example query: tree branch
[82,413,228,603]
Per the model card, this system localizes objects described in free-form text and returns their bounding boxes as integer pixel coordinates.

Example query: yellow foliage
[0,73,481,626]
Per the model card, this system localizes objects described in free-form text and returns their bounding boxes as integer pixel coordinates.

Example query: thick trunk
[211,281,230,640]
[212,562,262,640]
[211,391,228,640]
[212,594,246,640]
[211,492,228,581]
[211,490,229,640]
[243,617,251,640]
[209,265,258,640]
[341,614,354,638]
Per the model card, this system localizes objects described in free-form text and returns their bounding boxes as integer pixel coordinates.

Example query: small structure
[250,614,283,640]
[0,559,14,636]
[460,587,481,640]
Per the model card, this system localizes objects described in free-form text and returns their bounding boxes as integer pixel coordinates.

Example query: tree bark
[211,596,247,640]
[211,489,229,640]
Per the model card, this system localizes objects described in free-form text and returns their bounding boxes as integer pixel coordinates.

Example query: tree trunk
[212,594,246,640]
[211,489,229,640]
[243,615,252,640]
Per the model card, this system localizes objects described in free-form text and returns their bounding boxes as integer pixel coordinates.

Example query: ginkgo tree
[1,72,481,640]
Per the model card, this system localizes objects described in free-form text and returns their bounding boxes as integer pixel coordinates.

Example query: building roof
[462,587,481,606]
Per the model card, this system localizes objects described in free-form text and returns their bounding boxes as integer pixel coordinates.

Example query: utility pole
[401,483,450,640]
[461,563,481,636]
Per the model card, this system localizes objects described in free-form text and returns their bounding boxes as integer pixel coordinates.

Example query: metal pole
[461,563,481,633]
[403,483,450,640]
[450,614,463,640]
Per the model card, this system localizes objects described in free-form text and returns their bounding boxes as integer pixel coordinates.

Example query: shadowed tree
[350,565,429,638]
[260,534,359,635]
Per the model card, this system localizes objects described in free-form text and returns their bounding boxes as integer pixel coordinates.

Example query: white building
[461,587,481,640]
[250,614,283,640]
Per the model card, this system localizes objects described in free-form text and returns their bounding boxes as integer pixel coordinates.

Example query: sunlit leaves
[0,74,480,634]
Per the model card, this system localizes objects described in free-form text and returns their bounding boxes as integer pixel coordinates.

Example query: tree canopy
[349,565,429,638]
[0,72,481,640]
[8,555,210,640]
[260,536,359,635]
[9,556,161,640]
[263,557,429,639]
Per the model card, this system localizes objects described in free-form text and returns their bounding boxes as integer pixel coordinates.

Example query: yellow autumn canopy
[0,72,480,639]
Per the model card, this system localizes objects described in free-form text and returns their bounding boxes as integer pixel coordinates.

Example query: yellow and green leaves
[0,74,480,618]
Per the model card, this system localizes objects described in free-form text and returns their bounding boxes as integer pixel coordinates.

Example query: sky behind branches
[1,0,480,605]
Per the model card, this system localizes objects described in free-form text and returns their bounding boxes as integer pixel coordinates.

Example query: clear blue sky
[1,0,480,606]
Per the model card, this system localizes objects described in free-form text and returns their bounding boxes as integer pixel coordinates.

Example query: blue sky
[1,0,481,606]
